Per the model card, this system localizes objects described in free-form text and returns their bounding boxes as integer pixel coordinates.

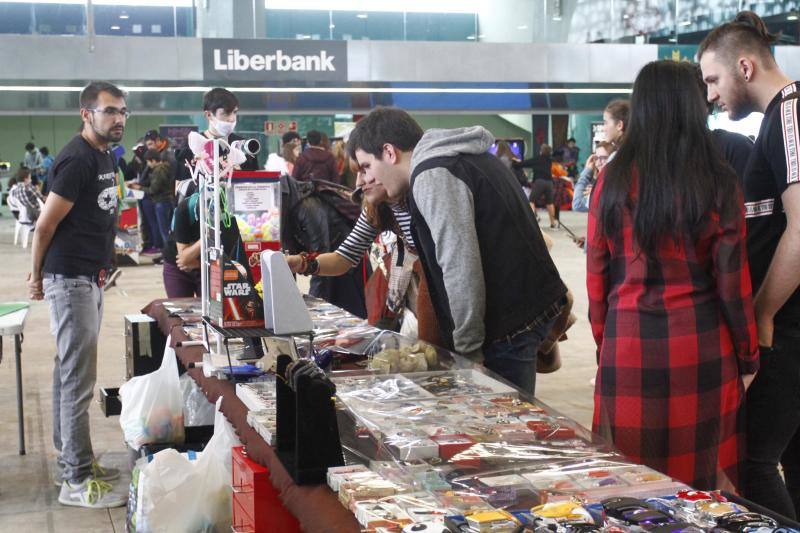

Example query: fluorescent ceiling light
[119,13,130,19]
[0,85,632,95]
[110,25,121,30]
[266,0,479,14]
[516,25,528,30]
[356,13,368,19]
[1,0,192,4]
[788,14,799,21]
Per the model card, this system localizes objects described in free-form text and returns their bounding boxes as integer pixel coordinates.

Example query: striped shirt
[335,203,414,265]
[742,81,800,314]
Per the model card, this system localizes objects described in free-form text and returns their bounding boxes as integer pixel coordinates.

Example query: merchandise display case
[141,291,800,532]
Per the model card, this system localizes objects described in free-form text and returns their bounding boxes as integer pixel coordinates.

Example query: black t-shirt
[711,128,754,182]
[515,155,552,182]
[743,81,800,317]
[44,135,118,276]
[163,195,200,267]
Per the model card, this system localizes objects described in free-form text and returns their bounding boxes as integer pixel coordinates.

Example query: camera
[230,138,261,157]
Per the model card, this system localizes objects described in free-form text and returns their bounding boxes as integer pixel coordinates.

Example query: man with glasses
[28,81,128,509]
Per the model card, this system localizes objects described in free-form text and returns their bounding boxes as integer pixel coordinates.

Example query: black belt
[497,295,567,343]
[44,269,108,288]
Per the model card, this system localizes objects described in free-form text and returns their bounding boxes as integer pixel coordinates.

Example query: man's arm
[28,192,74,299]
[413,169,486,359]
[753,184,800,346]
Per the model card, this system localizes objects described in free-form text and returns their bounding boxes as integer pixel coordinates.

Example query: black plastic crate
[99,387,121,416]
[137,425,215,458]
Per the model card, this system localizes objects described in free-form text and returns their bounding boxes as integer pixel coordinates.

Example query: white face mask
[211,117,236,137]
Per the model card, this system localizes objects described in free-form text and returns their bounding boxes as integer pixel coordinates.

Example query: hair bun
[735,10,779,44]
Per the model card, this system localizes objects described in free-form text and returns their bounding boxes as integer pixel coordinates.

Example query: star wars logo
[224,282,252,297]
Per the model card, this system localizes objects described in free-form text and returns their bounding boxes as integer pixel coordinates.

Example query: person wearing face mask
[174,88,258,201]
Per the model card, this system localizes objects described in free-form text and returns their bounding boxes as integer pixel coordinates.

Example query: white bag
[180,373,215,427]
[190,397,242,531]
[120,337,185,449]
[136,449,201,532]
[138,398,241,533]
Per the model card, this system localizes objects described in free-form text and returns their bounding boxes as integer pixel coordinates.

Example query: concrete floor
[0,207,596,532]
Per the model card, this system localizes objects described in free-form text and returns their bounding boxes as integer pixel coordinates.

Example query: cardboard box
[208,253,264,328]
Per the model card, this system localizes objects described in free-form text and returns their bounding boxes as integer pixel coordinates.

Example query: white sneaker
[58,477,126,509]
[54,460,121,487]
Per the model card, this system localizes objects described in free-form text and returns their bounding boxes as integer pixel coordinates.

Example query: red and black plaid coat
[587,174,759,491]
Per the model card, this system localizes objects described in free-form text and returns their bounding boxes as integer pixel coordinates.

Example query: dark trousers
[154,201,173,248]
[162,262,201,298]
[745,324,800,519]
[139,197,162,249]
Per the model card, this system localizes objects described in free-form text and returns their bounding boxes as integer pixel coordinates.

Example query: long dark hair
[599,60,739,258]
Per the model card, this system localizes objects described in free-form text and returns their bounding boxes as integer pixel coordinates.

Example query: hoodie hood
[410,126,495,174]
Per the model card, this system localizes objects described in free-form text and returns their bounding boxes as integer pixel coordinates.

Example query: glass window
[36,3,87,35]
[331,11,404,41]
[265,9,330,39]
[405,12,475,41]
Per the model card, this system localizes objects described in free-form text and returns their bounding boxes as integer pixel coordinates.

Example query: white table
[0,304,29,455]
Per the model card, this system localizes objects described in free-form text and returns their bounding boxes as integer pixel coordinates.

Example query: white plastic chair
[7,195,33,249]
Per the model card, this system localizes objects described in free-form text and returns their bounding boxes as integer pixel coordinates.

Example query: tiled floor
[0,207,596,531]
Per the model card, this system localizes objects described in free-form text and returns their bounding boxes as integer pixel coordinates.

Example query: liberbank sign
[202,39,347,82]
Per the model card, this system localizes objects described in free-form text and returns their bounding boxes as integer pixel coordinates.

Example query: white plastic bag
[190,397,242,531]
[180,373,215,427]
[120,337,185,449]
[136,449,201,532]
[138,398,241,532]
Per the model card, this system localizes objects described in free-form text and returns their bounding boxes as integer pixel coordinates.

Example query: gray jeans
[44,276,103,483]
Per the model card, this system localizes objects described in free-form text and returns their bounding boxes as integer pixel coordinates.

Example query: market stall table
[0,302,29,455]
[142,298,360,533]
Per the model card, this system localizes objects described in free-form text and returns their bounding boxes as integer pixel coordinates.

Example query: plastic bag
[180,373,215,427]
[119,337,185,449]
[137,398,241,533]
[191,397,242,531]
[136,449,201,532]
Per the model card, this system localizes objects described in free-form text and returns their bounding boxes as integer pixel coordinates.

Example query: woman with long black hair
[587,60,759,491]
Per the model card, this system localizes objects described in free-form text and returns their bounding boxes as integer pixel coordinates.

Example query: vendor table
[0,302,29,456]
[142,298,360,533]
[143,298,800,533]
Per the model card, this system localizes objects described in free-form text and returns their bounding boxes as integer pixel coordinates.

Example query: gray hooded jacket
[409,126,495,357]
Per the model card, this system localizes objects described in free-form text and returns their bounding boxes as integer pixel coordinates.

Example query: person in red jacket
[291,130,339,183]
[587,60,758,491]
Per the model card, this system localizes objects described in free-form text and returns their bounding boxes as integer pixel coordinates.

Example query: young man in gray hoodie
[348,107,566,396]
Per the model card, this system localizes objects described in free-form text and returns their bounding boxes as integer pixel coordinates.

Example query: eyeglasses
[88,107,130,119]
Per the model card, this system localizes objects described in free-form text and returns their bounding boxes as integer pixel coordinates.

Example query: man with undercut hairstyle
[700,11,800,519]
